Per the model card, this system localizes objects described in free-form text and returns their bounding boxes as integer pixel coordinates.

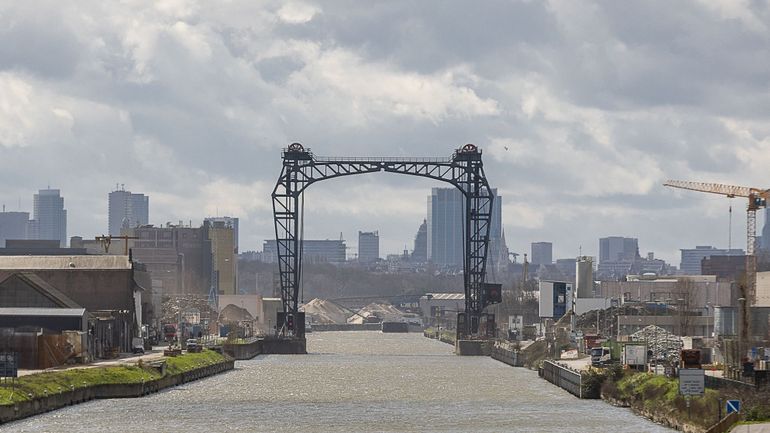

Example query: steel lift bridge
[272,143,502,339]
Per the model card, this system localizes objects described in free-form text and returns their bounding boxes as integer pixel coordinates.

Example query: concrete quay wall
[223,338,307,360]
[489,346,526,367]
[312,323,381,332]
[0,359,234,425]
[223,339,261,360]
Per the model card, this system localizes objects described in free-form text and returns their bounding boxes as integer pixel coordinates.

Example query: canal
[4,332,673,432]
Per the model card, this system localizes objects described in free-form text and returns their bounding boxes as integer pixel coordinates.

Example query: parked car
[186,338,202,353]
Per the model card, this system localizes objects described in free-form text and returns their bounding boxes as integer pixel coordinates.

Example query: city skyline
[2,182,769,266]
[1,2,770,264]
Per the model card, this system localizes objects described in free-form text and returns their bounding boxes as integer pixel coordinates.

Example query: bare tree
[673,278,701,336]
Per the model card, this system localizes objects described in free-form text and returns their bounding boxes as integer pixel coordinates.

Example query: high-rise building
[204,217,239,253]
[108,186,149,236]
[531,242,553,266]
[0,211,30,247]
[427,187,502,267]
[32,189,67,247]
[680,246,744,275]
[358,231,379,263]
[761,208,770,252]
[206,220,237,295]
[412,219,428,262]
[599,237,639,263]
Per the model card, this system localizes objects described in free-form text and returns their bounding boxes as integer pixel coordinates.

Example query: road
[18,346,168,377]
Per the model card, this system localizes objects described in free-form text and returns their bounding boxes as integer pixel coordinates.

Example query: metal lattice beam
[271,143,495,337]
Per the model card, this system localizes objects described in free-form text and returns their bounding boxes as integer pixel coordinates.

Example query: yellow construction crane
[664,180,769,373]
[663,180,769,303]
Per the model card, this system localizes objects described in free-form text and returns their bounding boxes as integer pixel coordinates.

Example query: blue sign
[727,400,741,414]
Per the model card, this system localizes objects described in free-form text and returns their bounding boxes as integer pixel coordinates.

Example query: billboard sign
[623,344,647,366]
[679,368,705,396]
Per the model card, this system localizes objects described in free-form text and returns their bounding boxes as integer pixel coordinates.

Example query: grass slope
[0,350,228,405]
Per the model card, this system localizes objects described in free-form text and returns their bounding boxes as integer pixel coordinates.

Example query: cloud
[1,0,769,265]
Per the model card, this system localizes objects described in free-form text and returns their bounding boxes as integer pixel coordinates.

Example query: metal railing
[314,155,452,163]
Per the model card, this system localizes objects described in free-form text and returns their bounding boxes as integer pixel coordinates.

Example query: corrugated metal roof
[0,256,131,270]
[0,308,86,317]
[421,293,465,300]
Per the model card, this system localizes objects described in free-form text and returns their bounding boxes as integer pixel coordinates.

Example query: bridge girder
[272,143,495,337]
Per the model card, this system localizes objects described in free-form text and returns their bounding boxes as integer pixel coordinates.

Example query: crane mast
[664,179,769,377]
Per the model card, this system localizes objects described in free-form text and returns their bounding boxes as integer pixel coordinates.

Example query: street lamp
[706,302,713,338]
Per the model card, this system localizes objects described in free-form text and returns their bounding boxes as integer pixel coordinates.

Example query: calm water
[4,332,673,432]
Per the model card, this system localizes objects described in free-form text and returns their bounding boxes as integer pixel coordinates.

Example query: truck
[131,337,145,354]
[162,323,177,342]
[591,346,611,367]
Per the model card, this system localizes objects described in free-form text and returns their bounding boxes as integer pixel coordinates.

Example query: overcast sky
[1,0,769,265]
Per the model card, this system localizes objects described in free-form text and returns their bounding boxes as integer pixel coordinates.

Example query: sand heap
[347,302,406,325]
[300,298,352,324]
[219,304,254,323]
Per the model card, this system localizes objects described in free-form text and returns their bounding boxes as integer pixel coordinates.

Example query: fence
[705,375,756,392]
[704,411,740,433]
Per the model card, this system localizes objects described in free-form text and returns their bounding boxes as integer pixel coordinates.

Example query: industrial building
[616,315,714,338]
[358,231,380,263]
[0,256,148,367]
[419,292,464,326]
[679,246,744,275]
[204,216,239,252]
[538,280,573,319]
[0,239,87,256]
[108,186,149,236]
[701,254,747,282]
[128,224,214,296]
[262,239,347,264]
[598,275,731,308]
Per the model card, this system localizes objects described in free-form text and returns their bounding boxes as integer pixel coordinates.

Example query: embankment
[600,372,752,433]
[0,350,233,425]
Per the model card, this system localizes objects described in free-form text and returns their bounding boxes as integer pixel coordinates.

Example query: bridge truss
[272,143,498,337]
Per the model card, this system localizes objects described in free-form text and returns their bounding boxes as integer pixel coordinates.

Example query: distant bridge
[272,143,500,338]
